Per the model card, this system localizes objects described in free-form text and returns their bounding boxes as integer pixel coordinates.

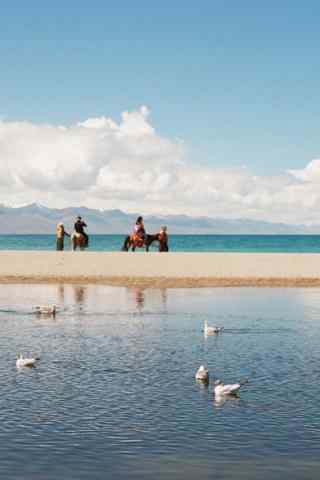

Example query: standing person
[159,225,169,251]
[74,216,89,247]
[56,222,70,251]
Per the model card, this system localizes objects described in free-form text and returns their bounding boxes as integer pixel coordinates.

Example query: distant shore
[1,251,320,287]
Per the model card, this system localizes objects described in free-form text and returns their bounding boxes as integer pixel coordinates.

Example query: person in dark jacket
[74,216,89,247]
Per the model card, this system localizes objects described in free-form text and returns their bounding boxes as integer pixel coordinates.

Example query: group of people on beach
[56,216,88,251]
[56,215,167,251]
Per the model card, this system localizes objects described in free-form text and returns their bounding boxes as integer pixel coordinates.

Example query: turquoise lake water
[0,285,320,479]
[1,234,320,252]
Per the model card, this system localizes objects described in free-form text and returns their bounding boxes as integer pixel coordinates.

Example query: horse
[121,232,169,252]
[71,232,88,251]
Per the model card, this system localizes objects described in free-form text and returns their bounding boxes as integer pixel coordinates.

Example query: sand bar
[1,251,320,287]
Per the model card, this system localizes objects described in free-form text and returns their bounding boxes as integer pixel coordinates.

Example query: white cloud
[1,105,320,224]
[289,159,320,183]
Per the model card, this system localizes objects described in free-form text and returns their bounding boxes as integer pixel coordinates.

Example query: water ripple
[0,285,320,479]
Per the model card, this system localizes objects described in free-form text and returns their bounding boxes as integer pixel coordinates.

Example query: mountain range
[0,203,319,234]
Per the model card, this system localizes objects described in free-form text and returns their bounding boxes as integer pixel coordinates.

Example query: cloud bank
[0,106,320,224]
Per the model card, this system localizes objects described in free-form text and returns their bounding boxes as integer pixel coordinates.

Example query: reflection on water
[57,284,65,303]
[73,285,87,305]
[126,287,168,313]
[213,393,242,408]
[133,287,145,310]
[0,285,320,479]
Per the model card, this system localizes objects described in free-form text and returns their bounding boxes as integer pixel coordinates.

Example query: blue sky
[1,1,320,223]
[1,1,320,175]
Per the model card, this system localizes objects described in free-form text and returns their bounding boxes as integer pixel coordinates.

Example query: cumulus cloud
[0,105,320,224]
[289,159,320,183]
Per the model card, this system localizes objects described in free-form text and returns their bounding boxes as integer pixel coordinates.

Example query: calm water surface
[0,285,320,479]
[1,234,320,252]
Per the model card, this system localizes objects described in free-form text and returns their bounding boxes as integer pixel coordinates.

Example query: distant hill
[0,203,319,234]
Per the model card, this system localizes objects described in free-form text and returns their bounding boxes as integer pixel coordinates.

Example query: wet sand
[1,251,320,287]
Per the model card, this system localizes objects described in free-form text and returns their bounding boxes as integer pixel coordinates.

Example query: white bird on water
[16,354,40,368]
[195,365,209,382]
[204,320,223,336]
[34,305,56,315]
[214,379,248,397]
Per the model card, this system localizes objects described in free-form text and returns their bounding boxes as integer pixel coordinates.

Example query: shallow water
[0,285,320,479]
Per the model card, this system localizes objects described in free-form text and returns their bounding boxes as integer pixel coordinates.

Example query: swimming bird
[16,354,40,368]
[214,379,248,396]
[204,320,223,335]
[34,305,56,315]
[195,365,209,382]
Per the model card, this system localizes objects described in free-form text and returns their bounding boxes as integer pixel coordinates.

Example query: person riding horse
[122,220,169,252]
[74,216,89,247]
[132,216,147,248]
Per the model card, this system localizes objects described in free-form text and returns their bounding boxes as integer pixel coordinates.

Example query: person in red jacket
[132,216,146,247]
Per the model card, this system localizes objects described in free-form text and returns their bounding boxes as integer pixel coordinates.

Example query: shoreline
[1,251,320,287]
[1,275,320,288]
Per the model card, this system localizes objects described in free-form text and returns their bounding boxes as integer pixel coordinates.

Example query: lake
[0,284,319,479]
[1,234,320,252]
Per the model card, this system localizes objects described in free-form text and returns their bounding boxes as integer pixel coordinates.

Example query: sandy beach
[0,251,320,287]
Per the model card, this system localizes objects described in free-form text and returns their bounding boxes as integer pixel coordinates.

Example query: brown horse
[121,233,169,252]
[71,232,88,251]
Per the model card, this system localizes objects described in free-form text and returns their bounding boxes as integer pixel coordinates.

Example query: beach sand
[1,251,320,287]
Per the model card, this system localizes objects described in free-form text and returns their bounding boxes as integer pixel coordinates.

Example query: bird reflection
[213,393,241,408]
[196,379,209,391]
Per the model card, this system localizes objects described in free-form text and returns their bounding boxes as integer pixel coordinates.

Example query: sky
[1,1,320,223]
